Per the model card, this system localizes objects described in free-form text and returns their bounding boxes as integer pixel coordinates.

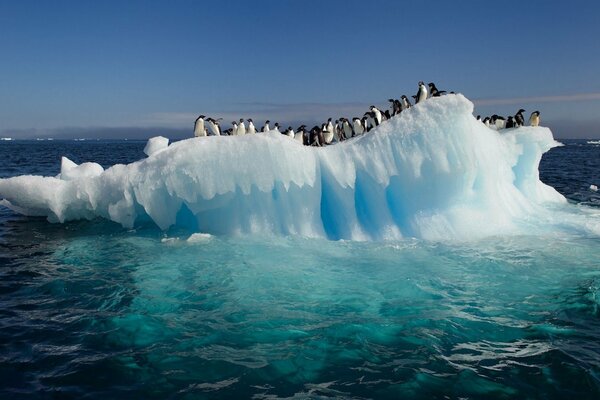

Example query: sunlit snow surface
[0,94,598,241]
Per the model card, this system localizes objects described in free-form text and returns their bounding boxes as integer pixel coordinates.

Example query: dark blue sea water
[0,139,599,399]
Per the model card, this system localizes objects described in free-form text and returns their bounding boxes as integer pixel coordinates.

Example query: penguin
[261,120,271,133]
[334,120,342,141]
[193,115,206,137]
[370,106,383,126]
[284,126,295,138]
[309,126,322,146]
[206,118,221,136]
[492,115,505,130]
[401,95,412,110]
[415,81,428,104]
[322,118,334,144]
[505,116,516,129]
[273,123,280,134]
[514,109,525,127]
[529,111,540,127]
[295,125,306,143]
[483,117,491,127]
[223,128,233,136]
[341,118,353,139]
[364,112,377,131]
[428,82,447,97]
[237,118,246,135]
[247,119,256,134]
[231,121,238,135]
[353,117,365,135]
[388,99,396,116]
[476,115,481,121]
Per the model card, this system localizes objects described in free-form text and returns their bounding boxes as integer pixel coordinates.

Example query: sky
[1,0,600,139]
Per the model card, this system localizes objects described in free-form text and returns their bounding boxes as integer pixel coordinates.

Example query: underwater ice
[0,94,593,241]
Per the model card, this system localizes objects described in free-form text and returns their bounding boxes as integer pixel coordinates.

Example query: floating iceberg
[0,94,588,241]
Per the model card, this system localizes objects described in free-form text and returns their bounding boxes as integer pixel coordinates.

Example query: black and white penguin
[401,95,412,110]
[352,117,365,135]
[529,111,540,127]
[223,128,233,136]
[514,109,525,127]
[370,106,382,125]
[194,115,207,137]
[261,120,270,133]
[492,115,505,130]
[295,125,307,143]
[505,116,516,129]
[334,120,342,141]
[231,121,238,135]
[323,118,334,144]
[341,118,353,139]
[415,81,428,104]
[206,118,221,136]
[247,119,256,134]
[237,118,246,135]
[309,126,323,146]
[483,117,491,127]
[273,123,280,134]
[284,126,295,138]
[428,82,447,97]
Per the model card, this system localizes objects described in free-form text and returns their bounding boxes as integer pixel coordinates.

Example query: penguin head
[239,118,244,123]
[533,111,540,115]
[418,81,425,86]
[247,118,253,123]
[265,120,270,124]
[199,115,205,119]
[517,109,525,114]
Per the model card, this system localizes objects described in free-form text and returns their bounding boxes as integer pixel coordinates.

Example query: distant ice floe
[1,94,597,241]
[591,185,598,192]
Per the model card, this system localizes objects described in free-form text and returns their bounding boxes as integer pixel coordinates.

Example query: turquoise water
[1,140,600,398]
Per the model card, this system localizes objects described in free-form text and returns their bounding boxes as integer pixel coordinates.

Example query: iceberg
[0,94,585,241]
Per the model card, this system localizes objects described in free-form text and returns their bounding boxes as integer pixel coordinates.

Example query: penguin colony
[194,82,542,145]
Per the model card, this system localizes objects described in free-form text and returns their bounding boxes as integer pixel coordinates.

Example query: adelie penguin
[247,119,256,134]
[194,115,207,137]
[529,111,540,127]
[237,118,246,135]
[401,95,412,110]
[261,120,270,133]
[415,81,428,104]
[505,116,516,129]
[352,117,364,136]
[514,109,526,127]
[295,125,307,144]
[428,82,446,98]
[341,118,353,140]
[206,117,221,136]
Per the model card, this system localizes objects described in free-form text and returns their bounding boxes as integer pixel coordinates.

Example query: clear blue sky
[1,0,599,139]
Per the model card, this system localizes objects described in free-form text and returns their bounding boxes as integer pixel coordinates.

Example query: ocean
[0,138,599,399]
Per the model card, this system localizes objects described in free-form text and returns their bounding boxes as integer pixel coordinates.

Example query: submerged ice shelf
[0,94,590,241]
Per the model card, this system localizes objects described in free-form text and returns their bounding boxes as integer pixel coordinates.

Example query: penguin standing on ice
[206,118,221,136]
[401,95,412,110]
[353,117,365,135]
[415,81,428,104]
[505,116,516,129]
[285,126,295,138]
[428,82,446,97]
[295,125,307,143]
[370,106,382,125]
[231,121,238,135]
[194,115,206,137]
[273,123,281,134]
[247,119,256,134]
[514,109,526,127]
[341,118,353,139]
[529,111,540,126]
[261,120,270,133]
[237,118,246,135]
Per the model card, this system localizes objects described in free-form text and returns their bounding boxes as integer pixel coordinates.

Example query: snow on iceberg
[0,94,581,240]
